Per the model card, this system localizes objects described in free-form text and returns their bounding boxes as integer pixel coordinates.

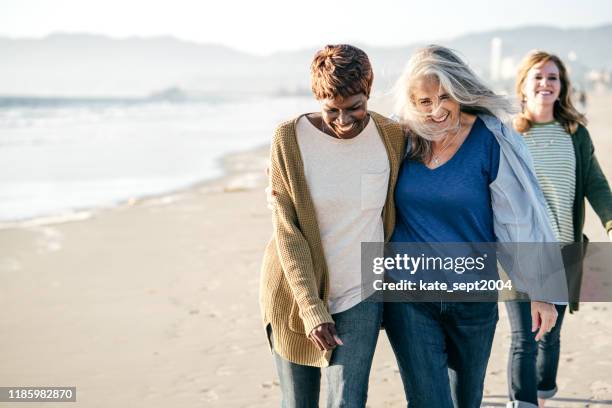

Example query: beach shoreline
[0,142,271,231]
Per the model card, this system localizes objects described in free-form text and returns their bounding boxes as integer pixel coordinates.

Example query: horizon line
[0,22,611,57]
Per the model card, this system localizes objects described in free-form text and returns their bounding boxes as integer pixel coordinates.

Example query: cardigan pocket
[288,301,306,334]
[361,169,389,211]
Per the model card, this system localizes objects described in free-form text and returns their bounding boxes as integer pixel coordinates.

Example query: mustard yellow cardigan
[259,112,405,367]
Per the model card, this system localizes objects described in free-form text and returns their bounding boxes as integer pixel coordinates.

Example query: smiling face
[320,93,369,139]
[410,76,460,131]
[522,60,561,109]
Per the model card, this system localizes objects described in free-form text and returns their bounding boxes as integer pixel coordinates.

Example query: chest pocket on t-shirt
[361,169,389,211]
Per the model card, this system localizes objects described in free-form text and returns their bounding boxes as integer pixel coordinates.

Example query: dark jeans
[270,301,383,408]
[384,302,498,408]
[505,302,567,407]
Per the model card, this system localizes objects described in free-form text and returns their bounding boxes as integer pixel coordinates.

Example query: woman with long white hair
[384,45,565,408]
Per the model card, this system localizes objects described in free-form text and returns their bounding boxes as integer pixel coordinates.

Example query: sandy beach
[1,93,611,408]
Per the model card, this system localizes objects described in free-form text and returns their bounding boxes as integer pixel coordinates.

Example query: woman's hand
[308,323,343,351]
[531,301,558,341]
[265,186,277,210]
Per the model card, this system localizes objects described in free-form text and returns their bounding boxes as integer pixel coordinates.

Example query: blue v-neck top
[391,117,500,243]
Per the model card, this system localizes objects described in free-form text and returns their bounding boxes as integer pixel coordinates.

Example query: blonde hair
[514,50,586,135]
[394,45,515,162]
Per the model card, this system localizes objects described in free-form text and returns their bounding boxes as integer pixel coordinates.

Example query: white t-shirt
[296,115,389,314]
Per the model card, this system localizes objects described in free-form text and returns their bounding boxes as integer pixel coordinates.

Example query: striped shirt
[523,121,576,242]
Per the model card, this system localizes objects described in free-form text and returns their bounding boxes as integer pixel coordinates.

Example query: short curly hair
[310,44,373,100]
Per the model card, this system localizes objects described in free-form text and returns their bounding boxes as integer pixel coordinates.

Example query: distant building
[501,56,517,81]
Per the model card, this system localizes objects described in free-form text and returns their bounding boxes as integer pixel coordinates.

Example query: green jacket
[567,124,612,312]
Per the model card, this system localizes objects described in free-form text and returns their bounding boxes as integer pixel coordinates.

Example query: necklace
[530,137,555,147]
[529,122,559,147]
[431,119,463,167]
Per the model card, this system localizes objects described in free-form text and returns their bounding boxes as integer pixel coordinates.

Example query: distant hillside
[0,25,610,97]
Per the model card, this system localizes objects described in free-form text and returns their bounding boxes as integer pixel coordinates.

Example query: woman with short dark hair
[260,44,405,407]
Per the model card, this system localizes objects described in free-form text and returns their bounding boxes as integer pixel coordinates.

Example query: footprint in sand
[228,344,245,354]
[585,315,601,324]
[261,380,280,389]
[33,227,64,253]
[215,366,233,376]
[200,388,219,402]
[563,351,577,363]
[201,280,221,291]
[590,380,612,400]
[168,296,182,307]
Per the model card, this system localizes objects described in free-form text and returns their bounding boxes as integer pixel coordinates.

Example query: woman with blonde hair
[506,50,612,408]
[384,45,566,408]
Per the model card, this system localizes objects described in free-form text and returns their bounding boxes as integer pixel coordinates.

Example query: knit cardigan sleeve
[580,126,612,233]
[269,123,334,335]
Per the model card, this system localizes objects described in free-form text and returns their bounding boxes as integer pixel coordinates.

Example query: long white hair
[394,45,516,160]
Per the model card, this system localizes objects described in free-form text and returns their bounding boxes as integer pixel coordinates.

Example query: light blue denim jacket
[399,113,568,302]
[480,114,567,303]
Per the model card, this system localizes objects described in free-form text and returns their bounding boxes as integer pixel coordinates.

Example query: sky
[1,0,611,55]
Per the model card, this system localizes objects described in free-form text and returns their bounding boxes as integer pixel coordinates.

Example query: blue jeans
[505,302,567,408]
[271,301,383,408]
[384,301,498,408]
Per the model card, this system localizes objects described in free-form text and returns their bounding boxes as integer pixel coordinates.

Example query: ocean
[0,95,318,224]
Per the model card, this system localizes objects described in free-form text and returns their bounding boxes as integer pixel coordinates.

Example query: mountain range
[1,24,610,97]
